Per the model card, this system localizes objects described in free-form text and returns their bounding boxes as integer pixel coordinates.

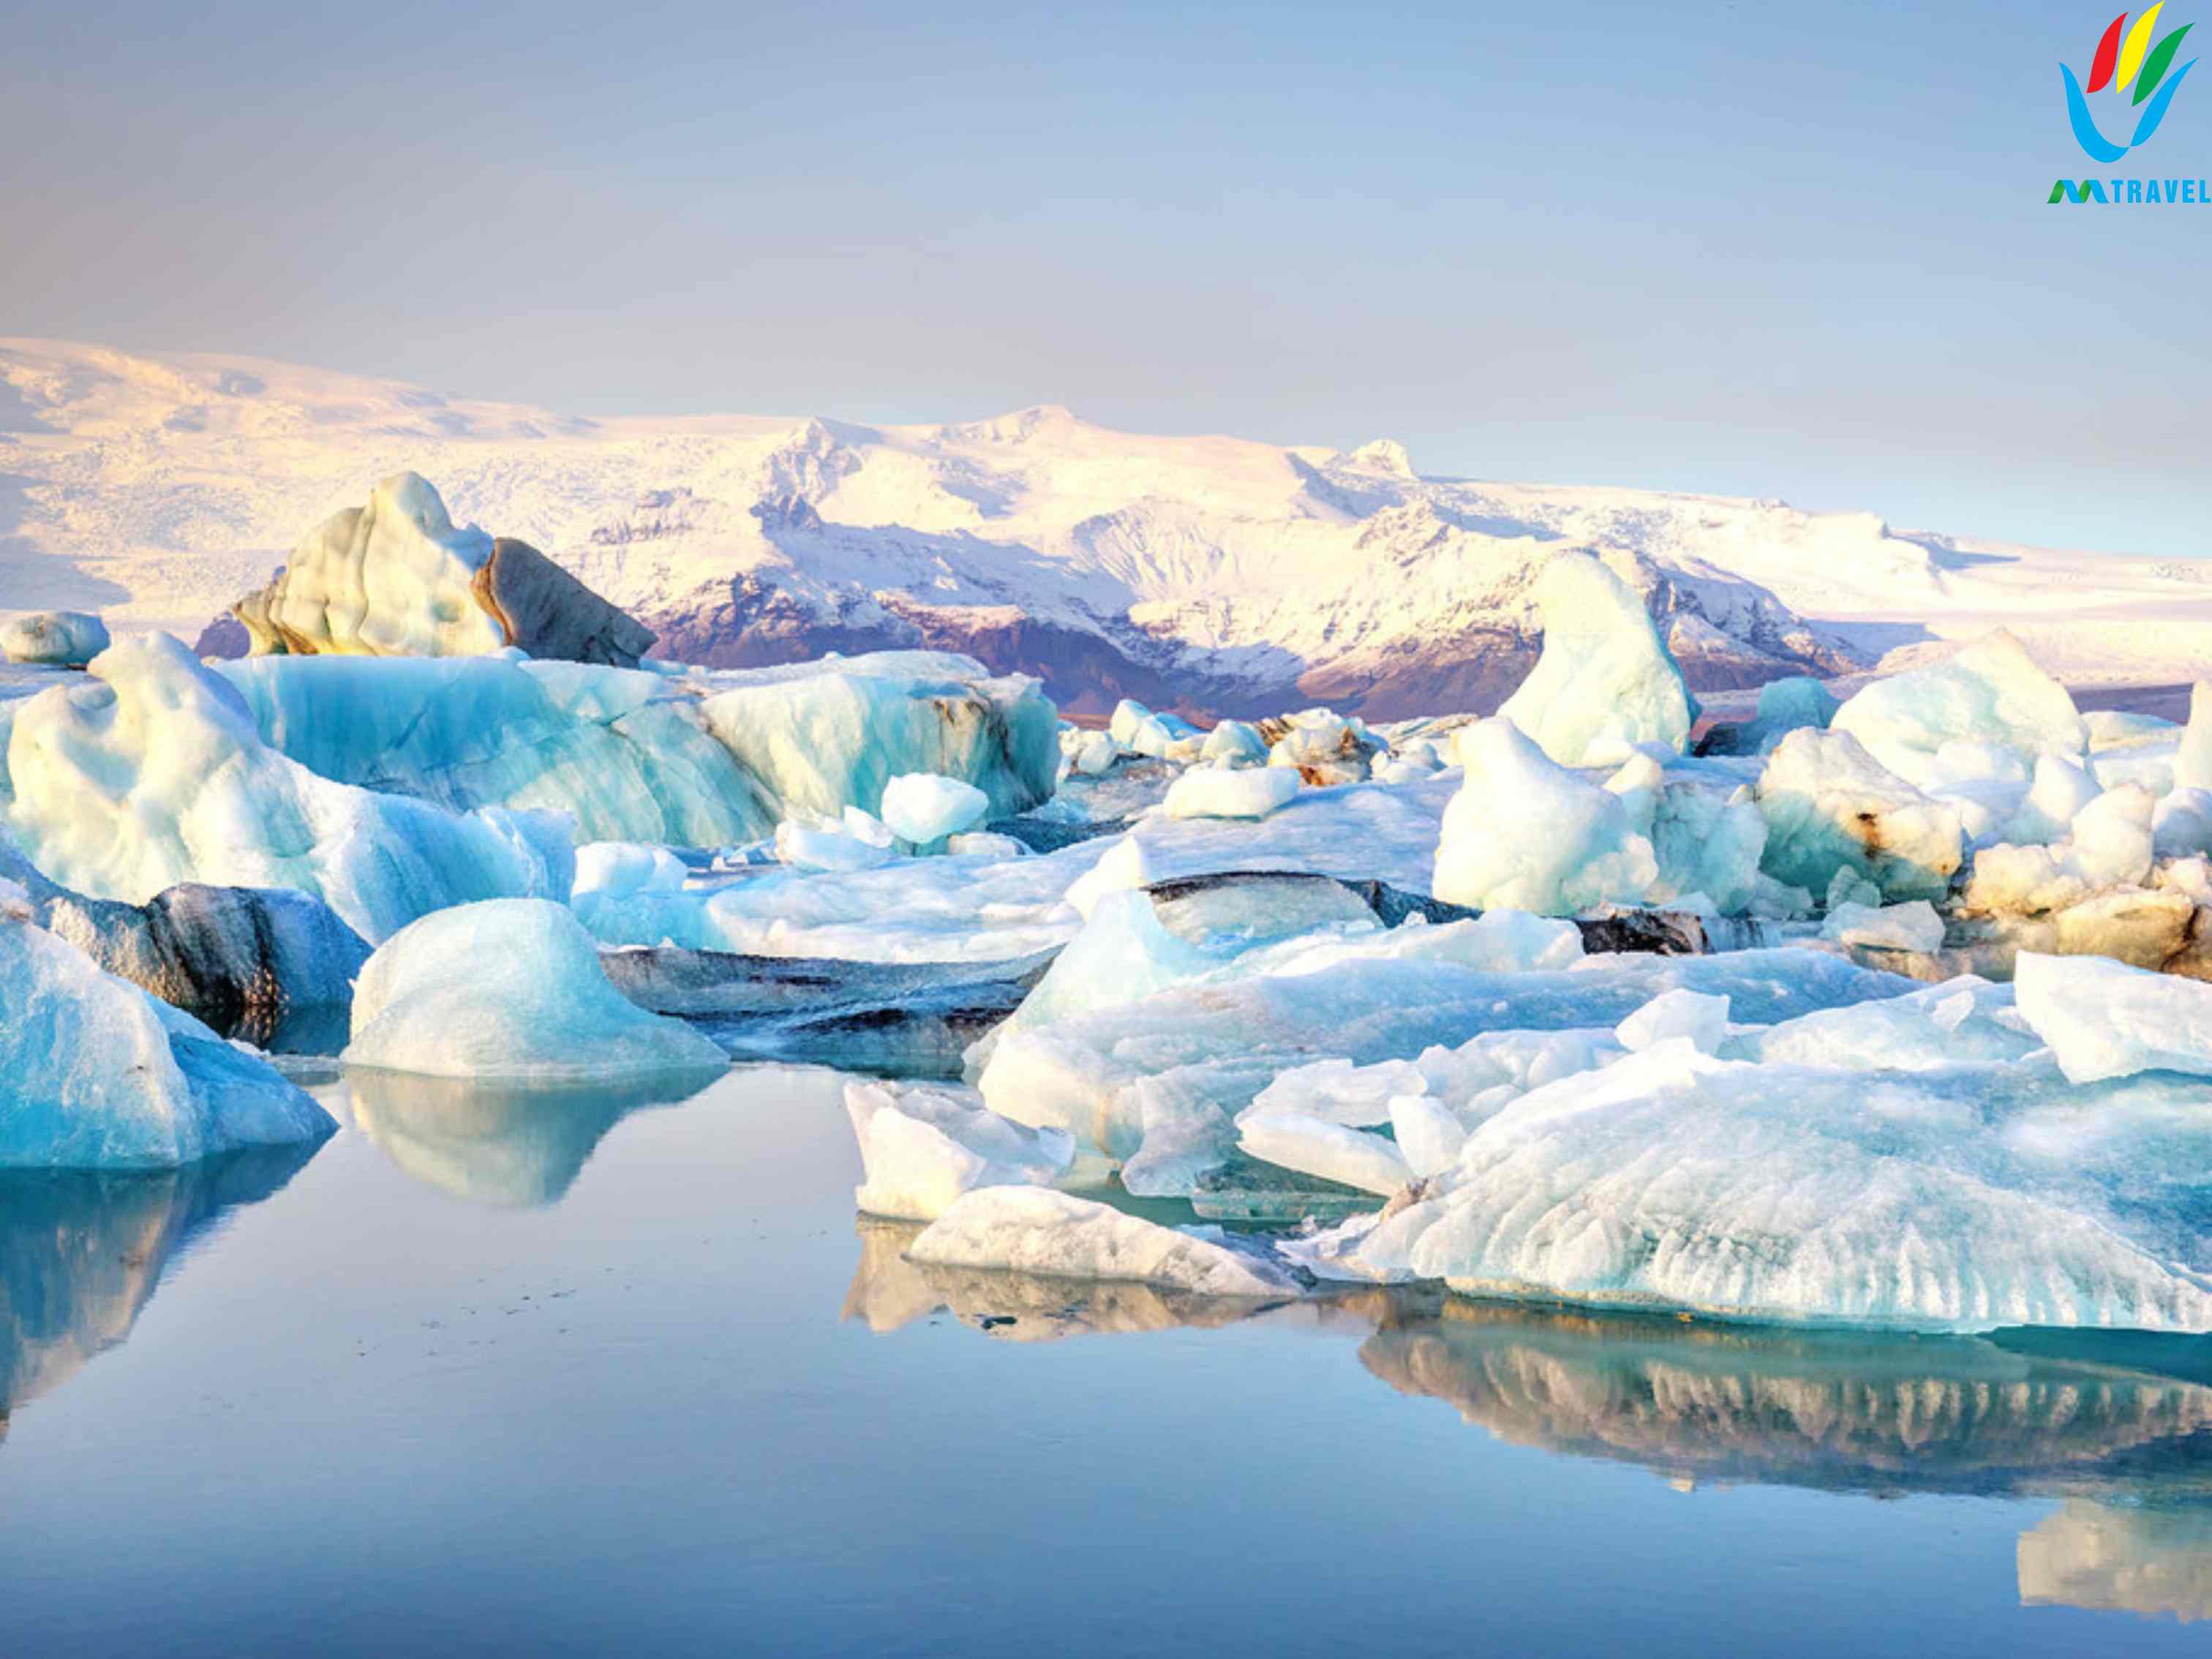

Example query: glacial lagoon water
[4,1063,2210,1656]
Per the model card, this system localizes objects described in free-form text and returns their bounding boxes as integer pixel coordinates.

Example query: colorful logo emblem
[2064,7,2197,159]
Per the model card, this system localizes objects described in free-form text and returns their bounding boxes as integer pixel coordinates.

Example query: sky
[6,0,2208,555]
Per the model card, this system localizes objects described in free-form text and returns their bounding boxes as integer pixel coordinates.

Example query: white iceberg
[219,652,775,846]
[1308,1040,2212,1332]
[230,472,650,666]
[1831,631,2085,794]
[1434,718,1659,914]
[1819,899,1946,954]
[845,1079,1075,1221]
[907,1187,1302,1296]
[0,611,109,667]
[1496,552,1694,767]
[1162,766,1301,820]
[343,898,729,1080]
[701,658,1059,825]
[1200,720,1269,768]
[1,915,334,1168]
[0,635,572,943]
[2013,950,2212,1085]
[877,772,990,843]
[1753,727,1963,903]
[1235,1113,1415,1196]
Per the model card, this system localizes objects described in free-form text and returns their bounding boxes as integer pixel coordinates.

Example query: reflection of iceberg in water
[1,1145,322,1437]
[345,1068,719,1207]
[842,1218,1296,1342]
[2020,1501,2212,1623]
[849,1233,2212,1617]
[1358,1296,2212,1499]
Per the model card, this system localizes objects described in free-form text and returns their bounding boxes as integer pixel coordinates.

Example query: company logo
[2063,7,2196,160]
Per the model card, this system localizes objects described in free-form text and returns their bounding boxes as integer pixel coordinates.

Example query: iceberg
[1831,631,2086,794]
[907,1186,1303,1296]
[877,772,990,844]
[1,914,334,1168]
[218,652,775,846]
[2013,949,2212,1085]
[1266,710,1382,785]
[0,611,109,668]
[1963,785,2155,917]
[1109,699,1201,761]
[1753,727,1964,903]
[1819,899,1946,955]
[0,636,572,943]
[700,658,1059,824]
[231,473,653,666]
[1235,1113,1414,1196]
[1199,720,1269,768]
[1306,1040,2212,1332]
[1434,718,1659,914]
[846,1079,1075,1220]
[1496,552,1694,767]
[342,898,729,1080]
[1161,765,1301,820]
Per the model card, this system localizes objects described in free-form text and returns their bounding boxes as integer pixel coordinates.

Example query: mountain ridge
[6,338,2206,718]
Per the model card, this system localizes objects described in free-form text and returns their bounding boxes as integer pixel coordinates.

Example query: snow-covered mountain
[6,338,2207,718]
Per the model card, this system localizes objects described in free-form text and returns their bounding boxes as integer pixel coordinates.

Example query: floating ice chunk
[1614,988,1731,1054]
[1,635,572,943]
[1267,710,1382,785]
[0,611,109,667]
[1162,766,1301,820]
[947,830,1026,858]
[228,473,652,665]
[1754,727,1963,903]
[1389,1094,1469,1178]
[1819,900,1946,954]
[845,1080,1075,1221]
[1005,888,1216,1034]
[1965,785,2156,917]
[1995,751,2103,848]
[879,772,991,843]
[1611,761,1769,914]
[1061,833,1156,919]
[907,1186,1301,1295]
[1,916,333,1167]
[2153,789,2212,860]
[343,898,728,1080]
[1434,718,1660,914]
[1322,1042,2212,1331]
[1108,699,1199,761]
[1241,1056,1430,1128]
[1750,676,1837,744]
[701,662,1058,824]
[218,653,774,846]
[2013,951,2212,1085]
[1237,1113,1415,1197]
[573,842,689,900]
[1497,552,1694,767]
[1068,729,1118,775]
[773,814,899,871]
[1723,976,2036,1070]
[2172,683,2212,793]
[1200,720,1270,768]
[1831,631,2086,794]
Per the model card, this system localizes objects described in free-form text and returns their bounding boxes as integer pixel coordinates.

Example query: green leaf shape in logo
[2134,22,2194,101]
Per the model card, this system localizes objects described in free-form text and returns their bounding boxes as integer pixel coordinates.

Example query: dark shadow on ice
[343,1068,722,1207]
[0,1144,323,1441]
[606,948,1058,1080]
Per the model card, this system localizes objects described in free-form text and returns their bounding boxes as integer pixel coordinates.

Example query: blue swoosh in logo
[2064,64,2132,160]
[2133,56,2198,145]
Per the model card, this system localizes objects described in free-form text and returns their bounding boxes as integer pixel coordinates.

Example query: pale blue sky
[7,1,2207,553]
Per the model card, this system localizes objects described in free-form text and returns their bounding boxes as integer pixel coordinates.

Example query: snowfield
[8,337,2210,718]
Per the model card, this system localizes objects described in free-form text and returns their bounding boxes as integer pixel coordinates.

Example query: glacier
[1,611,110,668]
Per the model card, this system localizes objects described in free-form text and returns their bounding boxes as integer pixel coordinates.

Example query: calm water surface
[4,1064,2209,1655]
